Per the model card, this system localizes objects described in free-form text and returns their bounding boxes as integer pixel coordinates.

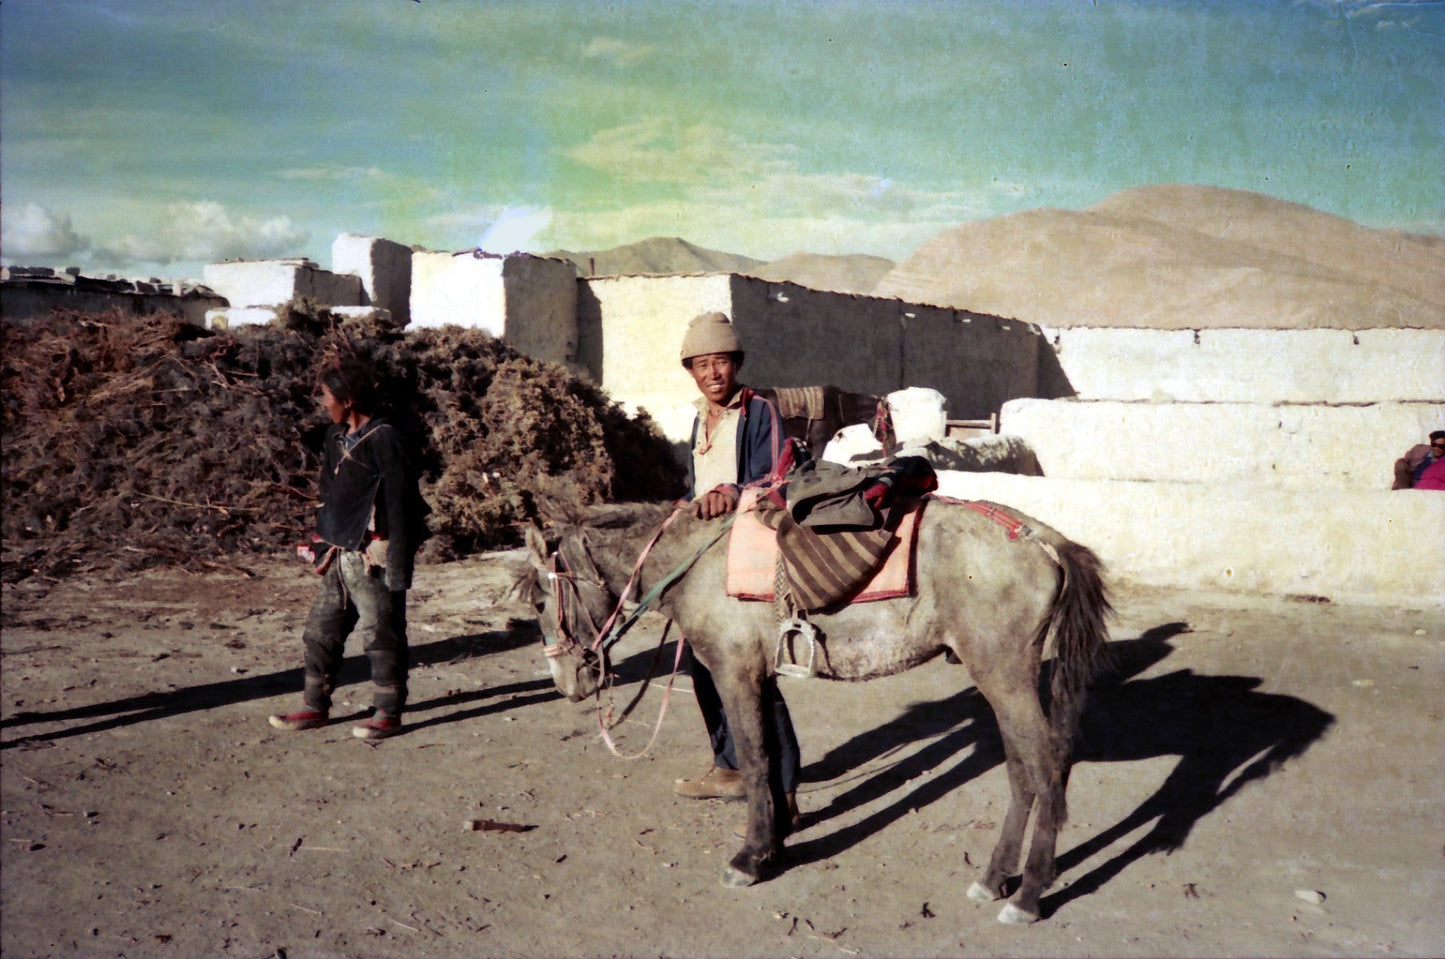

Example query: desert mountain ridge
[553,185,1444,331]
[546,236,764,278]
[546,238,895,297]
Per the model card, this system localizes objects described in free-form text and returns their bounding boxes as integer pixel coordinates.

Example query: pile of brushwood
[1,305,685,582]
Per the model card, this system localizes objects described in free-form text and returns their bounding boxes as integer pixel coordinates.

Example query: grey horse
[521,497,1111,924]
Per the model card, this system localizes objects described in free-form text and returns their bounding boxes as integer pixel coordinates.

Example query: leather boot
[673,764,747,799]
[732,792,800,839]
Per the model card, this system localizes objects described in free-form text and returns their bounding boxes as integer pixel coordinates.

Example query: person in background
[269,357,428,740]
[1413,454,1445,491]
[1393,430,1445,490]
[672,311,802,832]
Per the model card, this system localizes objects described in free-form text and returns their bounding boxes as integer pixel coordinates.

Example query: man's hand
[692,485,740,520]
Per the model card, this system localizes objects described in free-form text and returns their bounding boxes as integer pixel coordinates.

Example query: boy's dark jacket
[315,418,429,591]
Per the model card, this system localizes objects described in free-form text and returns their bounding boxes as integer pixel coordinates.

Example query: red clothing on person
[1413,457,1445,490]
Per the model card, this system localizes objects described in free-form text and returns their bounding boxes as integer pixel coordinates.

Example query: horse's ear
[524,522,550,561]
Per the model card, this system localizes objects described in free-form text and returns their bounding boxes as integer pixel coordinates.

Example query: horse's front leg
[715,668,779,887]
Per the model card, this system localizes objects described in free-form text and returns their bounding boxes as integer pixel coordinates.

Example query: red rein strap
[596,620,687,761]
[544,504,691,759]
[588,503,687,652]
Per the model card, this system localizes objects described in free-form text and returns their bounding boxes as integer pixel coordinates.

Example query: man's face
[688,352,738,406]
[1432,437,1445,457]
[320,384,348,425]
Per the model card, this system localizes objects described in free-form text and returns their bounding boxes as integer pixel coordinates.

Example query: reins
[544,503,739,759]
[594,510,736,653]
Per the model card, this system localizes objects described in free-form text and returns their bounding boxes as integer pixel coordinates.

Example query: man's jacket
[685,388,781,499]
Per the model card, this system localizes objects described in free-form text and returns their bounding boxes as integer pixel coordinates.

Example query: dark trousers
[688,647,802,794]
[301,551,409,716]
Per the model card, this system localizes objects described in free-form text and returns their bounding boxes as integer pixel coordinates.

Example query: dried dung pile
[1,307,684,582]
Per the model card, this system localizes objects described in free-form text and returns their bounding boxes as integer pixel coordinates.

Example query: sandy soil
[2,551,1442,959]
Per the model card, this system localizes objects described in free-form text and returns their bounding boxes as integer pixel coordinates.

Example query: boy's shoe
[268,708,328,731]
[352,714,402,740]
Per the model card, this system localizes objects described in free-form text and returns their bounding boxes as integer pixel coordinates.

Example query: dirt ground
[2,551,1442,959]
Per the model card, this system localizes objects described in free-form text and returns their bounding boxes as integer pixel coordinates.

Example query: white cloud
[557,122,999,258]
[559,119,1002,258]
[277,164,390,182]
[581,36,655,68]
[567,119,795,187]
[95,200,309,267]
[1,203,88,261]
[477,205,554,254]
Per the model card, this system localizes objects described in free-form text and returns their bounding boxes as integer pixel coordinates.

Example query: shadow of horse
[0,619,553,748]
[756,623,1334,917]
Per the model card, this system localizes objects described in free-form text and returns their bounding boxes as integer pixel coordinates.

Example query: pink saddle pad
[726,488,920,604]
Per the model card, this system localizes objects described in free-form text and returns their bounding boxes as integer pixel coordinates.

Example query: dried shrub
[2,309,684,581]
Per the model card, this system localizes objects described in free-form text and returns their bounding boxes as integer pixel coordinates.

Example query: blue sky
[2,0,1441,280]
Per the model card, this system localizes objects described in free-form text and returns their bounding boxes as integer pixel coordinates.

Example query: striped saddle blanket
[726,489,923,610]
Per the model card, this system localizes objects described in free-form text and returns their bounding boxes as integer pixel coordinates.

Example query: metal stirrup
[774,616,820,679]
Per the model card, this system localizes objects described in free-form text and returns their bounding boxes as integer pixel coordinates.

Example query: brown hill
[548,236,763,277]
[743,252,895,296]
[875,185,1445,330]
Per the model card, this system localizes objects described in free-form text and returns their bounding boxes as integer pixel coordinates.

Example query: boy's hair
[1431,430,1445,443]
[318,358,380,416]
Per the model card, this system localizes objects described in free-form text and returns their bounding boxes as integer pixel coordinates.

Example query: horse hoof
[997,902,1040,925]
[722,865,757,888]
[967,881,999,903]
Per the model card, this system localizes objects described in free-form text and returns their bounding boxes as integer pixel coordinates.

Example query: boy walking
[269,357,427,740]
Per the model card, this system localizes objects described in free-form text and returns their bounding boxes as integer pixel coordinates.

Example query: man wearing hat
[672,311,802,831]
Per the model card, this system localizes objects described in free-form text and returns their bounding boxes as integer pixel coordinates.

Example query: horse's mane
[535,495,677,531]
[511,500,679,603]
[577,500,677,531]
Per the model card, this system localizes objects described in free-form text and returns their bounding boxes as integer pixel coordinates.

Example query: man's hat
[680,311,743,365]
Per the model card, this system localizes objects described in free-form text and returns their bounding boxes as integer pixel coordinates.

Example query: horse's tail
[1042,539,1112,760]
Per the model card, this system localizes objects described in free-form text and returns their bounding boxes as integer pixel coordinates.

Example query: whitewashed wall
[410,252,576,365]
[332,234,412,327]
[578,273,1045,441]
[576,273,738,441]
[410,252,508,333]
[1044,327,1445,403]
[499,256,580,371]
[1000,399,1445,489]
[201,260,363,309]
[934,472,1445,606]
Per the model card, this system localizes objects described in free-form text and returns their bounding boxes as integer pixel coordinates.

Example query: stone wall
[576,273,1043,442]
[409,252,578,363]
[933,471,1444,607]
[1043,326,1445,403]
[999,398,1445,489]
[201,259,364,310]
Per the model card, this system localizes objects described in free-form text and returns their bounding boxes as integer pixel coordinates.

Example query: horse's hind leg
[1005,765,1069,924]
[968,685,1058,924]
[968,751,1034,905]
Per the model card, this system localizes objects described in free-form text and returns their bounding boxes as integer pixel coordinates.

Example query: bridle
[540,546,608,664]
[536,503,736,759]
